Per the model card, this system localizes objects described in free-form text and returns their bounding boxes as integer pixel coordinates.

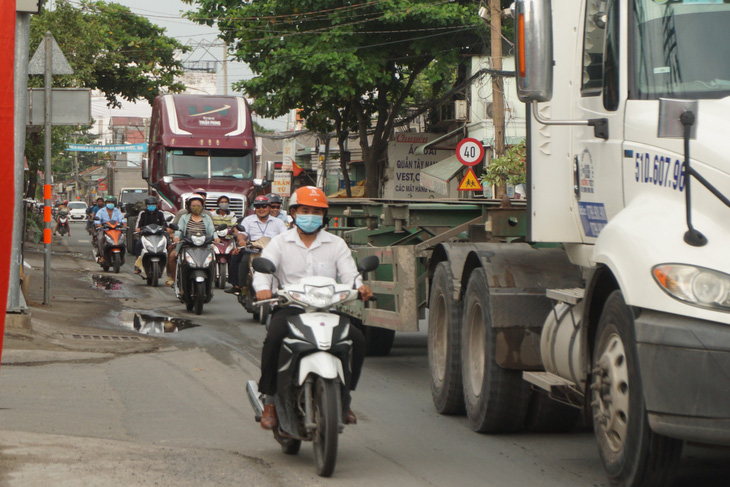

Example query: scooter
[238,236,271,324]
[173,224,226,315]
[56,210,70,236]
[246,255,379,478]
[138,223,168,287]
[97,221,127,273]
[212,225,236,289]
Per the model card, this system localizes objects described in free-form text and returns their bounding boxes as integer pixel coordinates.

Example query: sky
[55,0,289,130]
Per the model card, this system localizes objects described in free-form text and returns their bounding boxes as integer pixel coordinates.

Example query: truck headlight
[653,264,730,310]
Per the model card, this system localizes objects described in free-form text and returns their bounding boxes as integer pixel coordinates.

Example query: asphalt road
[0,221,727,486]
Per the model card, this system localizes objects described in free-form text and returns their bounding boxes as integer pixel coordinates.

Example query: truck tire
[126,216,136,255]
[591,291,682,487]
[524,390,580,433]
[428,262,465,415]
[461,268,531,433]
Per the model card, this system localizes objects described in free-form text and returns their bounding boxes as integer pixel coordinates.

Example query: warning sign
[457,168,482,192]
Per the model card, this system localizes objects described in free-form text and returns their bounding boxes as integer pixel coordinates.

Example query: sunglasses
[270,205,281,209]
[254,204,270,208]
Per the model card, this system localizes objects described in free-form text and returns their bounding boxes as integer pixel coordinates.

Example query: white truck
[507,0,730,485]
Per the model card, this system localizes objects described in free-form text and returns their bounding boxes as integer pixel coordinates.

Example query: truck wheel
[363,326,395,356]
[461,268,530,433]
[428,262,464,415]
[591,291,682,487]
[126,216,136,255]
[524,390,580,433]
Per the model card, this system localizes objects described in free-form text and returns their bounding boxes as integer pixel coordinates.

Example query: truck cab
[144,94,260,217]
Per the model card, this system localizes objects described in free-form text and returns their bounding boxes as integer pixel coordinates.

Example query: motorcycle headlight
[192,235,206,246]
[303,285,335,308]
[185,252,196,266]
[105,234,115,244]
[156,239,167,252]
[141,236,151,248]
[119,234,126,245]
[217,229,228,238]
[203,252,214,267]
[653,264,730,310]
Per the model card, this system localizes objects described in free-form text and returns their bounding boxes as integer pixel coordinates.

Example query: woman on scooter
[211,195,239,229]
[169,194,219,284]
[133,197,167,274]
[54,200,70,236]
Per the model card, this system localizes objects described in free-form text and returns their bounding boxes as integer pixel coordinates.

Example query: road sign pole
[8,12,31,313]
[43,32,52,304]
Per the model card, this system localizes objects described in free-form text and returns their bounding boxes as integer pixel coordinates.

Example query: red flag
[292,161,303,177]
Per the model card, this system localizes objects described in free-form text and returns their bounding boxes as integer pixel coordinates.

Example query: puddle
[91,274,123,291]
[119,312,200,335]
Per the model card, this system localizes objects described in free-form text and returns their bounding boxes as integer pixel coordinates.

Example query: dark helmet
[144,196,158,206]
[216,195,230,205]
[253,195,270,208]
[266,193,282,205]
[105,196,117,206]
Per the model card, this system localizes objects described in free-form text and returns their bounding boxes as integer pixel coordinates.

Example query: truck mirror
[162,176,173,184]
[265,160,275,182]
[141,158,149,180]
[514,0,553,103]
[253,178,264,187]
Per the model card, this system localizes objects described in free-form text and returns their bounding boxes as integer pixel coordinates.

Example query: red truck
[143,94,263,217]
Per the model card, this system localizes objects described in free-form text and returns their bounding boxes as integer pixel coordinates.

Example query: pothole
[118,311,200,335]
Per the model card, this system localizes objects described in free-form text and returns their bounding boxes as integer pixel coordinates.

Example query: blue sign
[66,143,147,153]
[578,202,608,238]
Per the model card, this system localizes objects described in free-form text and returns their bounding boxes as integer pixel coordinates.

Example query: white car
[67,201,88,220]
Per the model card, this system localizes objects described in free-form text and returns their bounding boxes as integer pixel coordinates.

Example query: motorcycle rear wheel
[312,377,339,477]
[112,253,121,274]
[194,281,205,315]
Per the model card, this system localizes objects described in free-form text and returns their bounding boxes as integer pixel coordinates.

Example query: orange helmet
[289,186,328,209]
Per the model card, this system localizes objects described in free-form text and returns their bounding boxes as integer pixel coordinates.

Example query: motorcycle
[246,255,379,478]
[97,221,127,273]
[56,210,70,236]
[173,224,226,315]
[138,223,168,287]
[212,225,236,289]
[238,235,271,324]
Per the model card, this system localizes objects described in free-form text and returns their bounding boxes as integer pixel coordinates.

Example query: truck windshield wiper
[166,173,193,178]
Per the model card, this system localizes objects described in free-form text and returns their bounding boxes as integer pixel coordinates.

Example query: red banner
[0,4,17,360]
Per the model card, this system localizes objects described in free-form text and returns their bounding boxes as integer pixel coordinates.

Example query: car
[67,201,88,220]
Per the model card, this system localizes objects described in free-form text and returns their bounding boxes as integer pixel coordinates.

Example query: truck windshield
[632,0,730,100]
[164,149,253,179]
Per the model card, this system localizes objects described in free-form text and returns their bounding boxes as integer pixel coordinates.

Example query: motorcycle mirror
[166,215,174,222]
[235,224,246,232]
[168,223,179,231]
[357,255,379,273]
[252,257,276,274]
[216,224,228,231]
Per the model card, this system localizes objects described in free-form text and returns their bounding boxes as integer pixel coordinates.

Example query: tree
[25,0,189,198]
[479,140,526,197]
[184,0,488,197]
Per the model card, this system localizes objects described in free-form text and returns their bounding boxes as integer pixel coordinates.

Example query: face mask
[219,203,229,211]
[147,205,156,212]
[295,214,323,233]
[190,206,203,215]
[106,203,115,210]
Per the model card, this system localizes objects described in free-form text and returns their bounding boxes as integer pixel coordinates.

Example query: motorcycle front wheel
[112,252,121,274]
[217,263,227,289]
[149,261,159,287]
[312,377,339,477]
[194,280,205,315]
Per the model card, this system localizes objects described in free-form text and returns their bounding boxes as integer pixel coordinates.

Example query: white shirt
[253,229,362,292]
[241,214,288,241]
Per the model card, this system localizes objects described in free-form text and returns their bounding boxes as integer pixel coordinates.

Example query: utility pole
[489,0,507,198]
[73,129,79,200]
[222,42,228,95]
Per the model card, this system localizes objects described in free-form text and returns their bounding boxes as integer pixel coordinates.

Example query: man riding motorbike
[94,196,126,263]
[226,195,287,295]
[134,196,167,275]
[54,200,70,236]
[86,197,105,236]
[266,193,290,226]
[253,186,373,430]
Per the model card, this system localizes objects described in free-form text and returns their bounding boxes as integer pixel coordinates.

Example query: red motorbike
[212,225,236,289]
[98,221,127,273]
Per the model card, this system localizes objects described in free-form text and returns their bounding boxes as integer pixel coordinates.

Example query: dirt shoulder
[3,241,161,362]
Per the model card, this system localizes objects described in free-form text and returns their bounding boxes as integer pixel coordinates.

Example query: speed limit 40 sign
[455,138,485,166]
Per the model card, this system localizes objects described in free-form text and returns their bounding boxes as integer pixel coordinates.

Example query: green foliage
[183,0,489,195]
[480,140,526,187]
[30,0,188,107]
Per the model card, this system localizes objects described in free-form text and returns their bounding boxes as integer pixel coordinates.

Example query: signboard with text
[384,133,451,199]
[271,171,292,197]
